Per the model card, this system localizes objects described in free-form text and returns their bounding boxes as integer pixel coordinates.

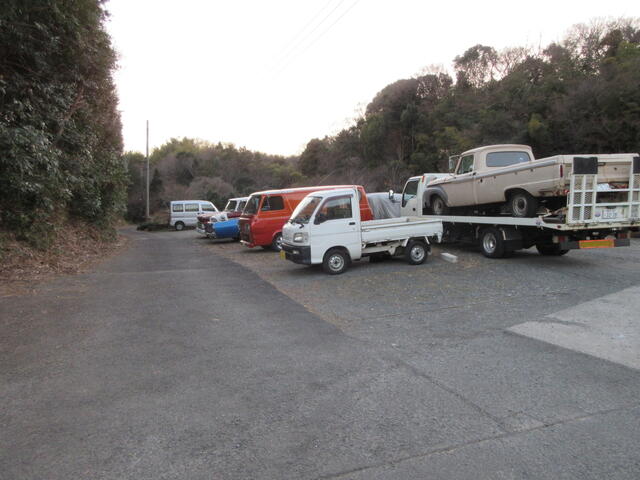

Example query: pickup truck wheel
[174,221,185,231]
[480,227,506,258]
[405,240,428,265]
[271,233,283,251]
[536,244,569,256]
[509,191,538,217]
[323,249,350,275]
[431,196,449,216]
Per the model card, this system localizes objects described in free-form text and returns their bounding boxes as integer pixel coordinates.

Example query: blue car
[211,218,240,241]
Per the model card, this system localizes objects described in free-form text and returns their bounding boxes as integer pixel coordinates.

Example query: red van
[239,185,373,251]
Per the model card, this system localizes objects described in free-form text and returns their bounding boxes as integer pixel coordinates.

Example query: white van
[169,200,218,230]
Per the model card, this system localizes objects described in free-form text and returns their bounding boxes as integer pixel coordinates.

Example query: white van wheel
[175,221,185,231]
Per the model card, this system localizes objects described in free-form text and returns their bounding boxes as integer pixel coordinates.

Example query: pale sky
[106,0,637,157]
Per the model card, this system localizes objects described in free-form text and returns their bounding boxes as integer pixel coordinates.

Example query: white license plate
[601,210,618,219]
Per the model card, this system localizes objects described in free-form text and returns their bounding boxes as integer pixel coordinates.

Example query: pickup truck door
[311,194,361,261]
[444,155,476,207]
[401,178,420,216]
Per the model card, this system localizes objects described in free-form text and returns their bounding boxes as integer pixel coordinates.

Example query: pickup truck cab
[281,188,443,274]
[424,145,638,217]
[223,197,248,219]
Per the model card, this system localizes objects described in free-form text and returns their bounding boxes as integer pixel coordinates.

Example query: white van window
[185,203,199,212]
[172,203,184,212]
[201,203,216,212]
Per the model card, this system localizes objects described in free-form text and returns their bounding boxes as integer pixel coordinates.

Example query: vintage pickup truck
[425,144,639,217]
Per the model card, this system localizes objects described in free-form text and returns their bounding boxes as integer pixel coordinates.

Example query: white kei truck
[281,188,443,274]
[398,154,639,258]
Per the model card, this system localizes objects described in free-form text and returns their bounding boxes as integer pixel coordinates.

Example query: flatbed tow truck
[400,156,639,258]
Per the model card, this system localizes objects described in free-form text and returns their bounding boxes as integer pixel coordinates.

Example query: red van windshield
[243,195,261,215]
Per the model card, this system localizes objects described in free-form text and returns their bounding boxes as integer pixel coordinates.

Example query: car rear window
[486,151,531,167]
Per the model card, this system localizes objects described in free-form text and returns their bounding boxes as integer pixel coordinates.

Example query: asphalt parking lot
[2,228,639,479]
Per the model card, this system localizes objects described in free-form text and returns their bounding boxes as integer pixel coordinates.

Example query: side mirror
[388,190,395,201]
[314,213,327,225]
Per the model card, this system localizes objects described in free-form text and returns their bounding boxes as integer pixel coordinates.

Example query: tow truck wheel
[323,249,350,275]
[536,244,569,256]
[431,196,449,216]
[509,191,538,217]
[271,233,283,251]
[479,227,506,258]
[405,240,428,265]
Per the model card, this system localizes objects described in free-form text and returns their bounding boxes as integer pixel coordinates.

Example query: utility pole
[145,120,150,220]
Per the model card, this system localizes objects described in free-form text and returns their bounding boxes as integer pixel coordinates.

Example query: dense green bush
[0,0,125,248]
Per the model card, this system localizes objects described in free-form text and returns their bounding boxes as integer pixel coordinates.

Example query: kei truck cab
[281,187,443,274]
[239,185,373,251]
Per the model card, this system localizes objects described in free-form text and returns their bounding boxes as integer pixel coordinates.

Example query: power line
[270,0,347,73]
[274,0,361,76]
[271,0,335,68]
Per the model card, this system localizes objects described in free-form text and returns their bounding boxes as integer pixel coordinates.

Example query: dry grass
[0,221,128,296]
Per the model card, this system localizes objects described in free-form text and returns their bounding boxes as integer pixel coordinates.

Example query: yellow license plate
[578,239,615,249]
[279,250,286,259]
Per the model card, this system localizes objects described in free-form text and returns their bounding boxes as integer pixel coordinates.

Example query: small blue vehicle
[210,218,240,241]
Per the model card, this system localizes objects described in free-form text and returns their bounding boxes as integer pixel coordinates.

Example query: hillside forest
[1,4,639,242]
[125,17,640,220]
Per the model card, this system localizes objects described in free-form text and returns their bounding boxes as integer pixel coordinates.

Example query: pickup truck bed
[361,217,442,244]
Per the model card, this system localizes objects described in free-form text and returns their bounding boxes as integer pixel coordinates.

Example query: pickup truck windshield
[290,196,322,224]
[224,200,236,211]
[486,151,531,167]
[243,195,261,215]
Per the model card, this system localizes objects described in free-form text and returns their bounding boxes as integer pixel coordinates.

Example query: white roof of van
[170,200,211,203]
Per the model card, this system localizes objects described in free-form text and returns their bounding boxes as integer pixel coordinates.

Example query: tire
[175,221,185,231]
[536,244,569,256]
[431,195,449,216]
[405,240,428,265]
[271,232,283,251]
[322,249,350,275]
[509,191,538,218]
[479,227,506,258]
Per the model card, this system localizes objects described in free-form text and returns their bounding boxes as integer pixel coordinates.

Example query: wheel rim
[483,233,497,253]
[410,245,425,262]
[176,223,183,231]
[274,235,283,250]
[329,254,344,272]
[512,196,527,216]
